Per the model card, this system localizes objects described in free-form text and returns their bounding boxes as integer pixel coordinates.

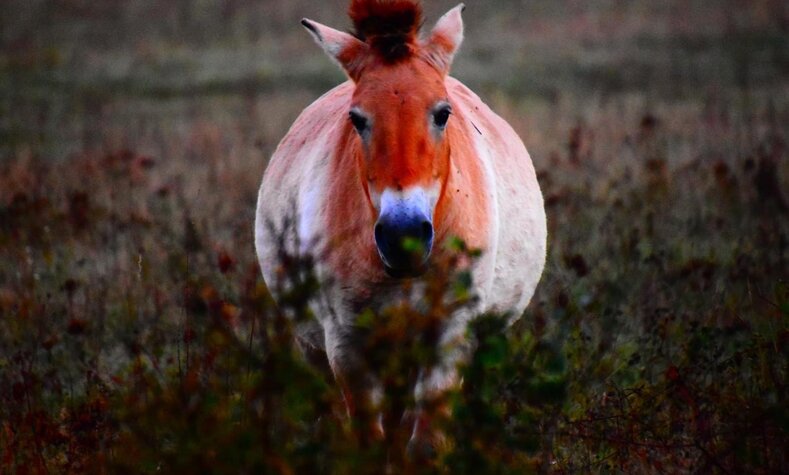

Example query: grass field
[1,1,788,473]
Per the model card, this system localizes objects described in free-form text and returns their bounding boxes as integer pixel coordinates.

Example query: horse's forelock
[349,0,423,63]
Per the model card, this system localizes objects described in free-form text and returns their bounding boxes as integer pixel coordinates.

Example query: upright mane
[349,0,423,63]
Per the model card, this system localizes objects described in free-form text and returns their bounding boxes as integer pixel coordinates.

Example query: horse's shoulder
[273,82,354,162]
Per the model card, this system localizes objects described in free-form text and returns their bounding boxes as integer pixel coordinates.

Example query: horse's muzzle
[374,212,433,278]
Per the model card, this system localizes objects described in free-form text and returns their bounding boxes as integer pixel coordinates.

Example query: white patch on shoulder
[298,184,321,255]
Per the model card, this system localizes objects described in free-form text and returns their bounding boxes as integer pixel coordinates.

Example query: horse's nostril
[421,221,433,241]
[374,222,384,244]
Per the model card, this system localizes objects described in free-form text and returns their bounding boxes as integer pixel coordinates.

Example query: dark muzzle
[374,212,433,278]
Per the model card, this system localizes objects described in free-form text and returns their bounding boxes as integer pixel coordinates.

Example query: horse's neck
[434,113,492,252]
[322,133,382,284]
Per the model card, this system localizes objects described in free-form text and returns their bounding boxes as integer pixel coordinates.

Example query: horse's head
[303,1,464,277]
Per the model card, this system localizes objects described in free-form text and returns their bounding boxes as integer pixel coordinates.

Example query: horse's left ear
[422,4,465,75]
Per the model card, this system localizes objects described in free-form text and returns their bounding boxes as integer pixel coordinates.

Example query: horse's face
[350,61,451,276]
[303,4,464,276]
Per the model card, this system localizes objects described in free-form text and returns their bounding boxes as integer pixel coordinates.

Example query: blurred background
[1,1,787,473]
[2,0,787,162]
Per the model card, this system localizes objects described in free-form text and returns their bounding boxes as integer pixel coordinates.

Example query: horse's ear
[422,4,465,75]
[302,18,368,81]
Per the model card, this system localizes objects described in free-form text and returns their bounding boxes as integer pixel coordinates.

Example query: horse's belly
[488,177,546,316]
[481,154,546,319]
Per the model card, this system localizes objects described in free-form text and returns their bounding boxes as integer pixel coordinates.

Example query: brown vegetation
[1,0,787,473]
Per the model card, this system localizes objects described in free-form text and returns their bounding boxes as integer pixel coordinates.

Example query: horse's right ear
[422,4,465,75]
[302,19,368,81]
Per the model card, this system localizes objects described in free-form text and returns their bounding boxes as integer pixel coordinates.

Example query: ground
[1,1,787,473]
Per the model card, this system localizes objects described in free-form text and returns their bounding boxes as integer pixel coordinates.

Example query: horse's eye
[349,110,369,135]
[433,106,451,129]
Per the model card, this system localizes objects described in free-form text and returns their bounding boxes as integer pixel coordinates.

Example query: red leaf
[67,318,88,335]
[217,250,236,274]
[665,365,680,382]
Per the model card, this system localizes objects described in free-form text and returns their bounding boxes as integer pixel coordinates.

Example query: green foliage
[1,2,788,472]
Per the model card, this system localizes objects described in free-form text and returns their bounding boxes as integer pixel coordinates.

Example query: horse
[255,0,546,454]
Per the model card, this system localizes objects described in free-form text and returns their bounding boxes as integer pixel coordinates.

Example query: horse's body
[255,0,546,451]
[257,77,545,340]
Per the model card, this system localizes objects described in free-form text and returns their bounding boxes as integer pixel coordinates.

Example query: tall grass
[1,91,786,472]
[1,0,787,472]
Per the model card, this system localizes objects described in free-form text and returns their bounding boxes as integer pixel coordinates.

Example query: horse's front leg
[325,325,384,445]
[408,331,469,461]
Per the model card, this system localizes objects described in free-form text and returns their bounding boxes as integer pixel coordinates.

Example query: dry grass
[1,1,787,473]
